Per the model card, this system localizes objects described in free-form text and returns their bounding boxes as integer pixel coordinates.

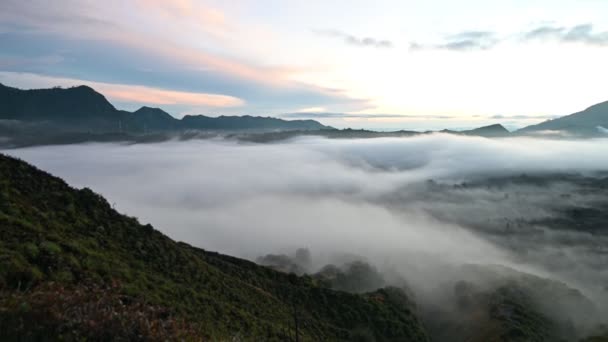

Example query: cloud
[523,24,608,46]
[490,114,558,120]
[314,29,393,48]
[410,23,608,52]
[448,31,495,41]
[4,135,608,328]
[0,72,245,108]
[0,1,370,114]
[0,0,120,36]
[0,55,64,69]
[283,112,555,122]
[135,0,231,37]
[295,107,327,113]
[0,32,368,114]
[410,30,498,51]
[104,85,244,107]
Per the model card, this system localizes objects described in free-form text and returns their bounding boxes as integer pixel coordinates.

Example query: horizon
[0,81,521,132]
[0,80,595,133]
[2,1,608,130]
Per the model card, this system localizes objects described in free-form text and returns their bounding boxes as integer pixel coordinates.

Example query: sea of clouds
[4,134,608,322]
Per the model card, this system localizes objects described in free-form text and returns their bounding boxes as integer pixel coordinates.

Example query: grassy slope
[0,153,428,341]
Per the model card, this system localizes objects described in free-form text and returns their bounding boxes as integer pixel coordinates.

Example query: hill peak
[473,123,508,131]
[133,106,173,117]
[69,84,96,92]
[462,123,510,137]
[135,106,165,112]
[584,100,608,112]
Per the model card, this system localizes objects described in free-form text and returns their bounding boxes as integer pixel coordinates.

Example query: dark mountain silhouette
[131,106,180,131]
[3,82,608,147]
[463,123,510,137]
[441,124,510,138]
[0,83,121,130]
[0,83,329,132]
[182,114,327,131]
[518,101,608,136]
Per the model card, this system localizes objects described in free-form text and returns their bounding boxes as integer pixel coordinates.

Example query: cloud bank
[524,24,608,46]
[4,135,608,328]
[313,29,393,48]
[410,31,498,51]
[0,72,245,109]
[280,112,454,120]
[410,23,608,51]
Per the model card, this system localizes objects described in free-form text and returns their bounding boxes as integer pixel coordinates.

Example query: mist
[4,134,608,336]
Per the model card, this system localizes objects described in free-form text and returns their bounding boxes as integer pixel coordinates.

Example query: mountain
[236,124,512,144]
[519,101,608,136]
[182,114,328,131]
[462,123,510,137]
[0,83,122,131]
[0,83,329,134]
[131,106,180,131]
[0,153,428,341]
[440,124,510,138]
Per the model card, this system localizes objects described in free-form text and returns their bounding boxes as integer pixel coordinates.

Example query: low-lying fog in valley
[5,134,608,338]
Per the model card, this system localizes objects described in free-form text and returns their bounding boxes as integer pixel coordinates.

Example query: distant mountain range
[0,83,329,133]
[1,82,607,147]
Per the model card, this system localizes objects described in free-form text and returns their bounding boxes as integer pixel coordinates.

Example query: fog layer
[4,135,608,329]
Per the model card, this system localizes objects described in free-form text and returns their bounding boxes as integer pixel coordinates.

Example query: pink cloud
[135,0,231,37]
[0,72,245,107]
[2,1,306,88]
[99,83,244,107]
[1,1,370,111]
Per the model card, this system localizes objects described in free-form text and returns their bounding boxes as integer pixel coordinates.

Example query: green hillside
[0,153,428,341]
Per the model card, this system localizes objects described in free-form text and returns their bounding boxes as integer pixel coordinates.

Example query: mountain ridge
[0,83,330,132]
[440,123,510,137]
[517,100,608,136]
[2,82,608,145]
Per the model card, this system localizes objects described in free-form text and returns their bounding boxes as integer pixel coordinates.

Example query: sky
[1,0,608,130]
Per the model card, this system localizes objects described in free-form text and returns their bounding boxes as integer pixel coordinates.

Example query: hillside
[1,154,606,341]
[518,101,608,136]
[0,153,428,341]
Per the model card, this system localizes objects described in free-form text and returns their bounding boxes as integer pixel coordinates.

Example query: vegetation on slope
[0,153,428,341]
